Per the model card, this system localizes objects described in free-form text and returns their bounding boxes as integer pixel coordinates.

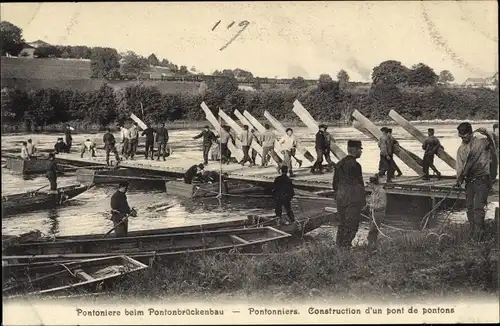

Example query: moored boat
[2,184,94,217]
[76,167,168,189]
[4,156,51,174]
[3,255,148,298]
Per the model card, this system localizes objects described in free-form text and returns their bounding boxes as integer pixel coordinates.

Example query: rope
[420,186,458,230]
[369,207,392,240]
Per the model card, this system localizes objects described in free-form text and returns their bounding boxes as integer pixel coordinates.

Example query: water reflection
[45,208,60,235]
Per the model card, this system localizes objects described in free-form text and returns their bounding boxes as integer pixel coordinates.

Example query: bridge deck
[52,152,498,202]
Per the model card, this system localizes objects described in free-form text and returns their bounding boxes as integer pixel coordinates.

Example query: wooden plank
[263,110,315,162]
[292,100,347,160]
[351,110,424,176]
[200,102,243,161]
[230,235,250,244]
[388,110,457,170]
[74,269,95,281]
[219,109,265,160]
[234,109,253,128]
[130,113,148,130]
[242,110,284,160]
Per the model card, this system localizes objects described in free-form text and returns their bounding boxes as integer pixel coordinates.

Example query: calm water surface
[2,123,497,239]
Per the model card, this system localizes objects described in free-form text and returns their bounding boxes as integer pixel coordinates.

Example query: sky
[1,1,498,83]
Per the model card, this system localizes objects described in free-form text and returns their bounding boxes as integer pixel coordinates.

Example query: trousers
[422,154,434,177]
[128,139,138,158]
[367,209,386,247]
[262,146,282,166]
[157,142,167,159]
[145,140,154,159]
[240,145,252,165]
[378,155,394,180]
[282,150,293,172]
[105,144,120,165]
[336,204,363,247]
[48,177,57,191]
[465,175,492,241]
[113,218,129,237]
[274,195,295,222]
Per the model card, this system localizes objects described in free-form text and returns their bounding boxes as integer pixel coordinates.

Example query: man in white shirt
[239,125,254,166]
[20,141,29,160]
[128,122,139,160]
[80,138,97,158]
[26,139,37,159]
[278,128,297,177]
[119,124,130,158]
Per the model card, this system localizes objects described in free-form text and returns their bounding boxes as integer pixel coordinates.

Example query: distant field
[0,57,202,94]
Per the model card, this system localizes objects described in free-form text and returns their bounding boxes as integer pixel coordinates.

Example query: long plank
[130,113,148,130]
[200,102,243,161]
[352,121,424,166]
[351,110,424,176]
[234,109,253,128]
[292,100,347,160]
[263,110,315,162]
[388,110,457,170]
[242,110,284,160]
[218,109,265,160]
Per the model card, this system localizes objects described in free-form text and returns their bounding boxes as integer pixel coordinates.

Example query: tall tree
[317,74,339,93]
[90,47,121,79]
[120,51,150,79]
[407,63,438,87]
[147,53,160,66]
[337,69,350,89]
[0,21,25,56]
[160,58,170,67]
[289,76,308,90]
[371,60,410,85]
[179,65,189,75]
[438,70,454,84]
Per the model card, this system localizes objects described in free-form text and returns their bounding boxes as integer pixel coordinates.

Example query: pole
[217,111,223,201]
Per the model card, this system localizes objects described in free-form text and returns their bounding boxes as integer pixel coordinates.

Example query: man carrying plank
[142,123,156,160]
[239,125,254,166]
[311,125,328,174]
[421,128,442,180]
[322,125,335,168]
[386,128,403,178]
[110,181,136,237]
[103,128,121,166]
[377,127,394,182]
[277,128,298,177]
[193,125,218,165]
[119,124,130,157]
[261,124,283,171]
[128,122,140,160]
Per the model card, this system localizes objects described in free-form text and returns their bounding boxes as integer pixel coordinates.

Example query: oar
[100,216,129,239]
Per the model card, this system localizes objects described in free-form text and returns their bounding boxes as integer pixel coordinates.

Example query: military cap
[118,181,129,188]
[387,128,393,133]
[203,125,210,129]
[380,127,388,132]
[428,128,434,132]
[457,122,472,135]
[347,139,363,149]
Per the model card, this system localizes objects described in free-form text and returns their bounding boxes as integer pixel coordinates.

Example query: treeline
[2,75,498,132]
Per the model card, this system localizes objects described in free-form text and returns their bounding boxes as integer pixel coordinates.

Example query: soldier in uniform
[110,181,136,238]
[193,125,218,165]
[103,128,120,166]
[332,139,366,247]
[311,124,327,174]
[421,128,442,180]
[272,165,296,225]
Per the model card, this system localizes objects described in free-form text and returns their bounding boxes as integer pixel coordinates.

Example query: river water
[2,123,497,239]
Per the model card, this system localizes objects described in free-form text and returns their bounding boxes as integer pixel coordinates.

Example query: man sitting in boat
[184,163,205,184]
[26,139,37,159]
[80,138,97,158]
[54,138,69,154]
[20,142,29,160]
[110,181,136,237]
[46,153,59,193]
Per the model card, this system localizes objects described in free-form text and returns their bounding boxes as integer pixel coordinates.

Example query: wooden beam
[229,234,250,244]
[242,110,284,160]
[263,110,315,162]
[200,102,243,161]
[292,100,347,160]
[219,109,265,161]
[351,110,424,176]
[234,109,252,128]
[388,110,457,170]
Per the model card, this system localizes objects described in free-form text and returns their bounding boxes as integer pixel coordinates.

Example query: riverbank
[1,119,497,135]
[106,222,497,300]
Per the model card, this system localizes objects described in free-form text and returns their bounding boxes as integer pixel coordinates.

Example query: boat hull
[1,184,93,217]
[4,157,51,174]
[76,168,167,189]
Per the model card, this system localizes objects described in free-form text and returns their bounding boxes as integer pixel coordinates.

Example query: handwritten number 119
[212,20,250,51]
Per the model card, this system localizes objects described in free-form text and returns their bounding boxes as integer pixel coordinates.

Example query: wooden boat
[2,184,93,217]
[166,179,264,198]
[76,167,168,188]
[3,255,148,298]
[4,156,51,174]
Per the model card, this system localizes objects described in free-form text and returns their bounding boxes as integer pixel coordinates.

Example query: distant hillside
[0,57,202,94]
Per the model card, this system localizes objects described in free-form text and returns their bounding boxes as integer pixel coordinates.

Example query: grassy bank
[108,222,497,300]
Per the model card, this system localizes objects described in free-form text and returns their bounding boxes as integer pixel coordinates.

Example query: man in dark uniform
[155,122,169,161]
[456,122,495,241]
[193,125,218,165]
[490,123,498,181]
[64,124,73,152]
[184,163,205,184]
[378,127,395,182]
[386,128,403,177]
[142,124,156,160]
[54,138,68,154]
[332,139,366,248]
[103,128,120,166]
[46,152,59,192]
[311,124,327,174]
[110,181,136,238]
[322,125,335,168]
[421,128,442,180]
[273,165,296,225]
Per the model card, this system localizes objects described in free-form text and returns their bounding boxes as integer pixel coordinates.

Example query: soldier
[239,125,253,166]
[155,122,170,161]
[277,128,298,177]
[311,124,327,174]
[46,152,59,192]
[110,181,136,237]
[332,139,366,248]
[490,123,499,181]
[184,163,205,184]
[250,128,261,166]
[219,125,232,164]
[193,125,218,165]
[103,128,120,166]
[119,124,130,156]
[322,125,335,168]
[128,122,139,160]
[386,128,403,177]
[261,124,282,170]
[64,124,73,152]
[142,124,156,160]
[26,139,37,159]
[421,128,442,180]
[378,127,394,182]
[273,165,296,225]
[456,122,496,241]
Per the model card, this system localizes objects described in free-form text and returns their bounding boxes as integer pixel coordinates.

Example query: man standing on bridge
[332,139,366,248]
[421,128,442,180]
[119,124,130,157]
[193,125,218,165]
[239,124,253,166]
[64,124,73,152]
[456,122,496,241]
[311,124,327,174]
[46,152,60,193]
[322,125,335,169]
[378,127,395,182]
[128,122,139,160]
[278,128,298,177]
[155,122,169,161]
[386,128,403,178]
[261,124,282,171]
[103,128,120,166]
[142,123,156,160]
[273,165,296,225]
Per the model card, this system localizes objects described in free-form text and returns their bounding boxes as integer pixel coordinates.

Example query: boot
[297,160,303,168]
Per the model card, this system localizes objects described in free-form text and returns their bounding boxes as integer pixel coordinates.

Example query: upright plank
[263,110,315,162]
[351,110,424,176]
[219,109,265,160]
[292,100,347,160]
[388,110,457,170]
[242,110,284,160]
[200,102,243,161]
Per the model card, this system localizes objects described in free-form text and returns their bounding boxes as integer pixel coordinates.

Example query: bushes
[1,82,498,132]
